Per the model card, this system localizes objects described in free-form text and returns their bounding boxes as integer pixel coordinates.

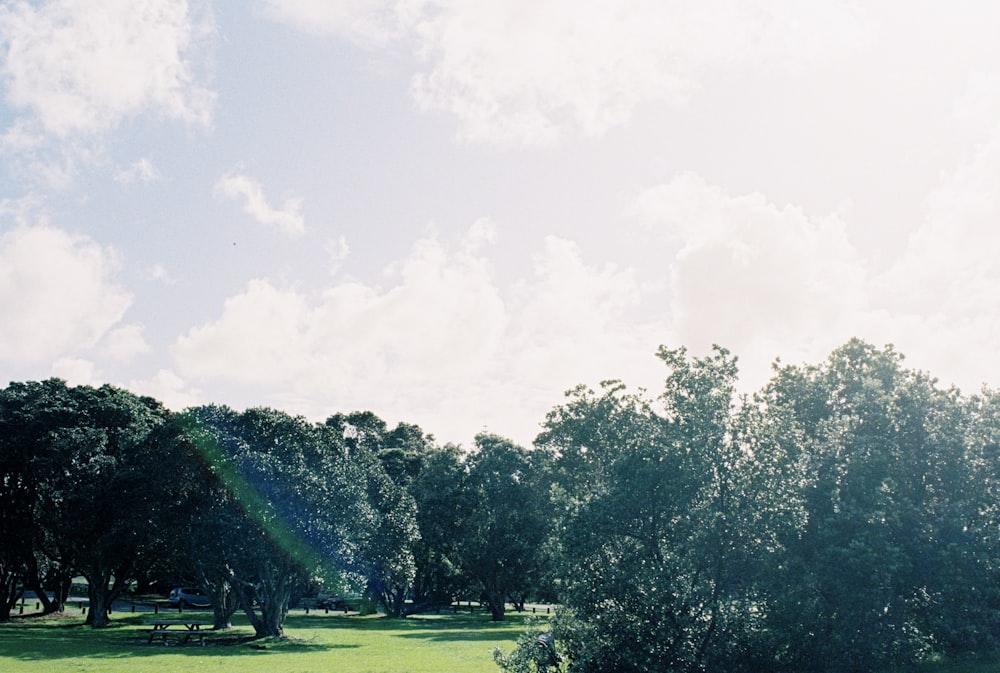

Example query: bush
[493,621,564,673]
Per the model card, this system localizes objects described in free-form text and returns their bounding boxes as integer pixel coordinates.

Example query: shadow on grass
[0,614,356,661]
[279,611,532,643]
[286,611,530,629]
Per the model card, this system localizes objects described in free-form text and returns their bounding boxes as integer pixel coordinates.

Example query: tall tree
[460,433,550,622]
[182,406,374,638]
[538,347,803,673]
[0,379,92,618]
[11,383,179,628]
[763,339,979,670]
[0,381,61,620]
[326,412,421,618]
[409,443,470,610]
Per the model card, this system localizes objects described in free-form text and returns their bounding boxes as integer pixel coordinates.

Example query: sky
[2,1,1000,448]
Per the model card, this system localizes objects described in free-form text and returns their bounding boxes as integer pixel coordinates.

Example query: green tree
[460,433,550,622]
[409,443,471,610]
[960,388,1000,654]
[60,386,178,628]
[538,347,803,673]
[0,380,99,618]
[8,382,180,628]
[0,381,66,620]
[182,406,374,638]
[326,412,422,618]
[763,339,980,670]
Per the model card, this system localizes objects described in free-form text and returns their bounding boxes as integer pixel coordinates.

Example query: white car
[167,587,211,608]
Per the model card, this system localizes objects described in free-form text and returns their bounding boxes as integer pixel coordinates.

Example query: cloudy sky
[2,1,999,447]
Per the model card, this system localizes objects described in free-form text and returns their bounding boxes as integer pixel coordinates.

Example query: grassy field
[7,607,1000,673]
[0,607,534,673]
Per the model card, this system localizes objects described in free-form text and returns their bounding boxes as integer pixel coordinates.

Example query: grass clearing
[0,608,533,673]
[12,608,998,673]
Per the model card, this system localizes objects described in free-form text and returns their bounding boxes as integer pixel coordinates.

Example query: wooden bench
[144,628,219,645]
[143,619,215,645]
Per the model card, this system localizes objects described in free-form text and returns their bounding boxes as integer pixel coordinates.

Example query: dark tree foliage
[763,339,990,671]
[537,347,802,673]
[409,443,472,610]
[0,380,71,620]
[181,406,375,638]
[460,433,551,622]
[326,412,421,618]
[0,380,184,627]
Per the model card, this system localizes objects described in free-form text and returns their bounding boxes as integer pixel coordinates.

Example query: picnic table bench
[144,619,215,645]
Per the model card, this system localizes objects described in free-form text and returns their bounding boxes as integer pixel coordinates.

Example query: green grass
[0,608,534,673]
[11,608,999,673]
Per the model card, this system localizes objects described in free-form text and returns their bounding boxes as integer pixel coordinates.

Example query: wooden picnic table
[144,619,215,645]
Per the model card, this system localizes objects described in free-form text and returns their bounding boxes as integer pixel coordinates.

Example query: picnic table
[144,619,215,645]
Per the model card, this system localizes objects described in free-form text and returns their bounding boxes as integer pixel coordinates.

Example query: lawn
[8,607,999,673]
[0,607,535,673]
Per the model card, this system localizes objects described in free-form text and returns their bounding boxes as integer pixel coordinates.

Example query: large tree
[537,347,803,673]
[0,380,65,620]
[326,412,422,618]
[409,443,471,610]
[763,339,987,670]
[51,385,180,627]
[0,381,181,628]
[181,406,375,638]
[460,433,550,622]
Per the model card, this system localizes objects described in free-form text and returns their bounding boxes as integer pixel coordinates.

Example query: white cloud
[101,324,151,362]
[0,0,215,139]
[174,224,505,387]
[256,0,405,46]
[115,157,161,185]
[130,368,202,411]
[214,171,306,236]
[255,1,869,148]
[404,0,869,147]
[0,225,132,363]
[147,263,176,284]
[869,118,1000,393]
[171,223,666,445]
[51,358,104,386]
[325,236,351,274]
[630,158,1000,397]
[50,357,100,386]
[508,235,662,392]
[630,172,870,389]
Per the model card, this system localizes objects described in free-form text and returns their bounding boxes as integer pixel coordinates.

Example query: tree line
[3,338,1000,672]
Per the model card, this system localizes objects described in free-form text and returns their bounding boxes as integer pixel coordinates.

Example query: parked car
[167,587,211,608]
[315,594,346,610]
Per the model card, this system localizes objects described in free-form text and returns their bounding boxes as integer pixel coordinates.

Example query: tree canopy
[5,339,1000,673]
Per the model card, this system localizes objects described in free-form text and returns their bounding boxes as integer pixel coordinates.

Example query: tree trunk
[85,581,110,628]
[27,559,70,614]
[206,579,239,630]
[0,579,18,622]
[377,584,409,618]
[83,570,128,628]
[484,588,506,621]
[51,575,72,613]
[242,582,290,639]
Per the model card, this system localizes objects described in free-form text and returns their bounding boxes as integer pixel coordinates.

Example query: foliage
[180,406,376,637]
[538,347,804,673]
[326,412,422,618]
[763,340,990,671]
[0,380,181,628]
[409,443,472,609]
[7,338,1000,671]
[460,433,551,622]
[493,620,565,673]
